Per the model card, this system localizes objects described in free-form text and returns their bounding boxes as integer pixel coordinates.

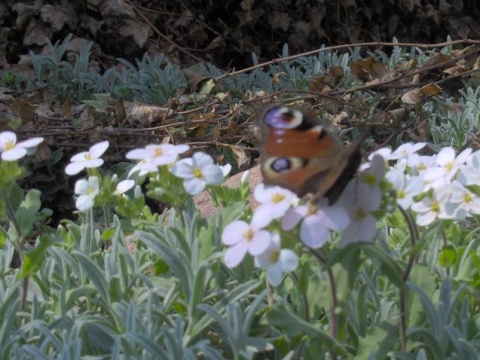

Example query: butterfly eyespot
[263,107,303,129]
[265,157,306,173]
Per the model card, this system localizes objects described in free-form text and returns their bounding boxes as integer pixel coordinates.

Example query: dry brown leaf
[182,68,212,92]
[225,121,239,141]
[204,36,225,51]
[24,20,51,46]
[350,57,389,82]
[401,89,421,105]
[125,102,172,126]
[60,98,74,119]
[10,99,37,124]
[419,53,452,69]
[395,58,418,72]
[419,82,441,96]
[229,145,249,169]
[267,10,290,31]
[119,20,150,48]
[101,0,135,18]
[40,4,77,31]
[35,141,52,161]
[12,3,37,28]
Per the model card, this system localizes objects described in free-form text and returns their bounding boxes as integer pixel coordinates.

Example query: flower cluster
[6,128,480,288]
[64,140,227,211]
[382,144,480,225]
[221,154,387,286]
[221,142,480,287]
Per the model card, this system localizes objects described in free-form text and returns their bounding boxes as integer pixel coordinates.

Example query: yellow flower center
[193,168,203,178]
[464,192,473,204]
[244,228,254,242]
[355,209,367,221]
[3,139,15,150]
[445,162,454,172]
[153,148,163,157]
[272,193,285,203]
[431,201,440,213]
[307,203,318,216]
[84,153,93,160]
[397,190,405,199]
[86,187,95,196]
[269,250,280,263]
[363,173,376,186]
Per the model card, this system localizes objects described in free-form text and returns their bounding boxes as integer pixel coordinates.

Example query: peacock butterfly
[259,106,366,204]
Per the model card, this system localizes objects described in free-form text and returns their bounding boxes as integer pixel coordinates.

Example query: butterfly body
[259,106,364,204]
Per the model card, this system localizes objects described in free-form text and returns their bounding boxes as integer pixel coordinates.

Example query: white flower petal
[171,159,193,178]
[266,263,283,286]
[76,195,94,211]
[224,241,249,268]
[193,152,214,168]
[183,178,206,195]
[279,249,298,272]
[89,141,109,157]
[66,162,87,175]
[16,137,43,149]
[1,148,27,161]
[202,165,224,184]
[115,180,135,194]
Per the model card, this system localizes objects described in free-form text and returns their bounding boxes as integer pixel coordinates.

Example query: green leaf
[439,245,456,268]
[72,250,108,303]
[357,321,399,360]
[361,243,405,291]
[267,305,340,349]
[20,234,51,278]
[407,265,436,327]
[14,189,42,239]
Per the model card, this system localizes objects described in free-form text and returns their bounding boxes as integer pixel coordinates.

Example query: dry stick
[215,39,480,81]
[125,0,202,63]
[328,47,480,96]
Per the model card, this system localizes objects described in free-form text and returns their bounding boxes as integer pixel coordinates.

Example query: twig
[215,39,480,80]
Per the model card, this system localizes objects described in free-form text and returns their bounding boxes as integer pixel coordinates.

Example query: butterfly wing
[259,106,363,203]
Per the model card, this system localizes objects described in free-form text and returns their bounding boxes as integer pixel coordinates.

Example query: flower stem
[398,206,419,351]
[2,189,28,309]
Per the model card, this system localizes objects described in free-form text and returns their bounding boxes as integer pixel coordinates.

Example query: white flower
[357,154,385,211]
[389,142,426,160]
[386,170,424,210]
[65,141,109,175]
[282,199,350,249]
[171,152,224,195]
[422,147,471,188]
[254,234,298,287]
[126,143,189,177]
[447,181,480,219]
[338,183,377,246]
[368,147,392,162]
[222,220,272,268]
[251,184,297,228]
[74,176,100,211]
[411,188,450,226]
[0,131,43,161]
[127,144,189,164]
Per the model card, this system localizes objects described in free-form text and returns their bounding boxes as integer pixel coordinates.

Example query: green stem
[2,189,28,309]
[309,248,339,347]
[398,206,419,351]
